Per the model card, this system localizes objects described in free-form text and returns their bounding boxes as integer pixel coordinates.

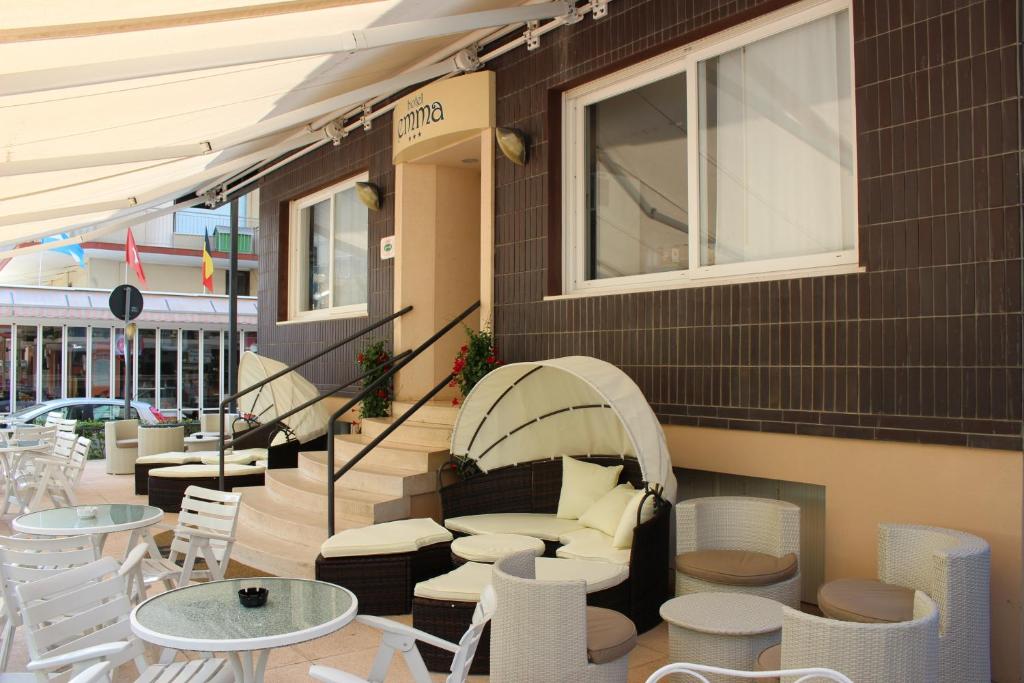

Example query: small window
[287,173,369,320]
[563,2,856,295]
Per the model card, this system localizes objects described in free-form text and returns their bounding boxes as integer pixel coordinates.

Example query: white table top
[13,504,163,536]
[660,593,784,635]
[131,578,357,653]
[0,439,46,452]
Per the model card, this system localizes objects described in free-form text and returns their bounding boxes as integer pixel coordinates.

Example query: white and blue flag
[40,233,85,268]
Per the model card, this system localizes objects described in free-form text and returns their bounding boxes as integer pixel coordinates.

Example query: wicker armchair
[676,497,801,608]
[876,524,990,683]
[772,591,940,683]
[104,419,139,474]
[138,425,185,460]
[491,551,636,683]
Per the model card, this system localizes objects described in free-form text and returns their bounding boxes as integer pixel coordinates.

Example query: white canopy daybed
[236,351,328,444]
[449,355,676,501]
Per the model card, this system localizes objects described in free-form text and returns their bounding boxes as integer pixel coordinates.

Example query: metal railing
[216,305,412,490]
[325,300,480,536]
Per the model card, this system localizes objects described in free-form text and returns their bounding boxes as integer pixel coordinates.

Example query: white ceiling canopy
[0,0,593,249]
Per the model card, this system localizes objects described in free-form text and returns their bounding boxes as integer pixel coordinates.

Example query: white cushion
[135,452,200,465]
[557,528,631,565]
[451,533,546,563]
[149,464,266,479]
[444,513,584,541]
[414,557,628,602]
[579,484,636,536]
[199,452,256,465]
[320,518,453,558]
[612,490,656,549]
[232,448,269,461]
[556,457,623,520]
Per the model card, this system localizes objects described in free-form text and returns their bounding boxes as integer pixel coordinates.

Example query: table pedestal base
[229,650,270,683]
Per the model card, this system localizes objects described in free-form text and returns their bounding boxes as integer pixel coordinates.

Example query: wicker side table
[660,593,783,683]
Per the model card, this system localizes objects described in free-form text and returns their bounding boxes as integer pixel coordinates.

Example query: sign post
[109,285,143,419]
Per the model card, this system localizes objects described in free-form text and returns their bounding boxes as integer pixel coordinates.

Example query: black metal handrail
[325,300,480,536]
[217,305,412,490]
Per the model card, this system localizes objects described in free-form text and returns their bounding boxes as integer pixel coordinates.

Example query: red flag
[125,228,147,286]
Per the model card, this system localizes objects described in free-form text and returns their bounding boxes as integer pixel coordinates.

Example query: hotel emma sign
[392,70,495,164]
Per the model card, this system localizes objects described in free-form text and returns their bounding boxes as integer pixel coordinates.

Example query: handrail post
[325,299,480,538]
[218,403,227,491]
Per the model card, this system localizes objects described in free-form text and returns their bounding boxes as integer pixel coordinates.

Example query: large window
[159,330,179,415]
[0,325,11,412]
[288,172,369,320]
[41,327,62,401]
[91,328,111,398]
[562,2,855,294]
[67,327,87,398]
[202,331,221,411]
[15,326,37,408]
[181,330,200,420]
[137,329,156,405]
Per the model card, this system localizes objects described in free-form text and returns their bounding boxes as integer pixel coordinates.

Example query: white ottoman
[660,593,783,683]
[451,533,546,564]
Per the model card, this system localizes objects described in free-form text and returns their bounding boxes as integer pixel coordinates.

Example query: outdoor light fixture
[495,127,529,165]
[355,182,382,211]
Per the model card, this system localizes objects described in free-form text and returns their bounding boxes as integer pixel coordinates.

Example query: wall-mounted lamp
[495,127,529,166]
[355,182,382,211]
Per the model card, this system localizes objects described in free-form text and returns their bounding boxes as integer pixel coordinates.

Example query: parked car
[9,399,165,425]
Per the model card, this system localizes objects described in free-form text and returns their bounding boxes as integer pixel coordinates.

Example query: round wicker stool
[660,593,783,683]
[450,533,546,565]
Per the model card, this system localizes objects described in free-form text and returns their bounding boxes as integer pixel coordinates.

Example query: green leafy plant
[357,339,393,419]
[449,327,501,407]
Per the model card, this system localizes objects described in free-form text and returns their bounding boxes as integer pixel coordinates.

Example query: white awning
[237,351,328,443]
[449,356,677,500]
[0,1,586,249]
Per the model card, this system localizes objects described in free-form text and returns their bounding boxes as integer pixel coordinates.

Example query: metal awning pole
[228,198,239,411]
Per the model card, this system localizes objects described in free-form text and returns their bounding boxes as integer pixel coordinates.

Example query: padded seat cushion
[115,438,138,448]
[444,513,585,541]
[557,528,631,565]
[199,452,256,465]
[586,606,637,664]
[414,557,629,602]
[676,550,798,587]
[135,452,199,465]
[818,578,915,624]
[451,533,545,563]
[149,464,266,479]
[320,518,453,558]
[231,448,269,461]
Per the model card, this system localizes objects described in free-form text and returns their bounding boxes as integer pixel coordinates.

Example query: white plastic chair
[0,661,113,683]
[644,663,853,682]
[140,486,241,591]
[0,534,100,672]
[309,586,495,683]
[25,435,89,510]
[42,414,77,436]
[14,556,232,682]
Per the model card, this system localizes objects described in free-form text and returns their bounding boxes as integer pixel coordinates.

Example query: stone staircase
[233,400,456,577]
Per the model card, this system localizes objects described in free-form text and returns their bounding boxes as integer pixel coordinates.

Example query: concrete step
[298,451,437,497]
[332,434,450,472]
[359,417,452,450]
[235,485,364,543]
[263,469,409,524]
[233,518,319,579]
[391,400,460,426]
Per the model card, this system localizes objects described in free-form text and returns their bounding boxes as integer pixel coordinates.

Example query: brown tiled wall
[489,0,1023,450]
[256,123,396,392]
[258,0,1023,449]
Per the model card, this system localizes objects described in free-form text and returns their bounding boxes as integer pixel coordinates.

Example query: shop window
[15,326,37,408]
[0,325,11,412]
[41,327,62,401]
[287,172,369,321]
[137,329,156,405]
[91,328,111,398]
[67,327,87,398]
[159,330,179,415]
[562,2,856,295]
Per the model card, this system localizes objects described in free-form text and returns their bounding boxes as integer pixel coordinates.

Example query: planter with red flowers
[449,327,502,408]
[356,339,393,419]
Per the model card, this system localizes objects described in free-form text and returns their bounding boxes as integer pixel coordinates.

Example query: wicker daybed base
[413,578,631,674]
[315,540,453,616]
[147,471,265,512]
[135,462,191,495]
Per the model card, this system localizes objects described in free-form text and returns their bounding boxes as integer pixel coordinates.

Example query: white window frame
[286,172,370,322]
[561,0,858,297]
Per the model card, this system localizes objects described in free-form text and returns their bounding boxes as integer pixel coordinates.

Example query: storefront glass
[202,331,221,410]
[137,328,156,405]
[181,330,200,420]
[41,326,62,401]
[66,327,87,398]
[91,328,111,398]
[159,330,178,416]
[15,326,37,408]
[0,325,11,412]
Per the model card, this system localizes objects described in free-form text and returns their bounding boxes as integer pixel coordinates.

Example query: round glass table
[12,503,164,559]
[131,578,358,682]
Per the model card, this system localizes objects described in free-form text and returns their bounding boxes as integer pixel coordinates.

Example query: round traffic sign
[109,284,144,320]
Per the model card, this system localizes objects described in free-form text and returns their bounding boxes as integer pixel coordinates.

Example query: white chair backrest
[13,425,57,448]
[44,414,77,434]
[0,535,99,629]
[66,437,91,487]
[172,486,242,562]
[446,585,495,683]
[15,556,145,675]
[51,432,77,460]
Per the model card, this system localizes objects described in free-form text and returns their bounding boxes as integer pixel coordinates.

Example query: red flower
[448,379,458,388]
[357,353,364,363]
[453,358,465,373]
[460,345,468,353]
[451,397,460,406]
[376,389,387,399]
[486,356,496,364]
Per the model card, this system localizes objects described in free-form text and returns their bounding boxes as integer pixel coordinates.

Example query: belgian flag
[202,230,215,292]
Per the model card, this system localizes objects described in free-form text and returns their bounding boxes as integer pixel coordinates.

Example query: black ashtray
[238,587,268,608]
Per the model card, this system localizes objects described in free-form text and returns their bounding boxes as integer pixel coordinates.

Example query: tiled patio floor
[1,460,670,682]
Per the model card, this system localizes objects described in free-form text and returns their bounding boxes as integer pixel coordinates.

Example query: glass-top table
[131,578,358,683]
[13,504,164,559]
